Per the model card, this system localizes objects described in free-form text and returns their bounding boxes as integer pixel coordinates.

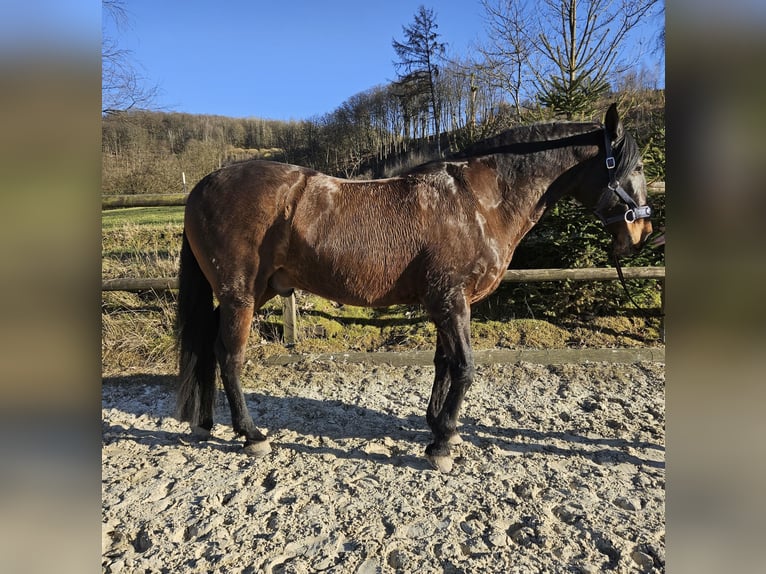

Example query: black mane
[454,121,601,156]
[451,120,641,183]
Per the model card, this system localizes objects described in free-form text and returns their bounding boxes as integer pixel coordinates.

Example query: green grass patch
[102,207,184,281]
[102,206,185,230]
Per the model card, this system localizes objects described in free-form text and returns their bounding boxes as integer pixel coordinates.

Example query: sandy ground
[102,358,665,573]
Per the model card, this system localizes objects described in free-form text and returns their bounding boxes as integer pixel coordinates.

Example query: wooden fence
[102,186,666,343]
[102,267,665,344]
[102,193,188,209]
[101,266,665,293]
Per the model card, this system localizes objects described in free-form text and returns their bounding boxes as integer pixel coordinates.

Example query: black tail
[175,232,218,425]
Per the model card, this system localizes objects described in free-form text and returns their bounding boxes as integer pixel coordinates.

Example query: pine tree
[392,6,446,156]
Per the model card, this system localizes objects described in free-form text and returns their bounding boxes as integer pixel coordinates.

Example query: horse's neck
[492,146,597,236]
[506,141,596,205]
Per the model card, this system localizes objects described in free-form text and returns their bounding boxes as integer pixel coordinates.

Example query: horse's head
[591,104,653,258]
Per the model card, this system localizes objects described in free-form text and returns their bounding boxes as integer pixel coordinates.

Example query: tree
[476,0,535,120]
[102,0,158,114]
[392,6,447,156]
[479,0,661,119]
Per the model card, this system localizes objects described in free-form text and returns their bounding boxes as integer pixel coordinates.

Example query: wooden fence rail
[101,266,664,292]
[102,193,188,209]
[102,266,665,344]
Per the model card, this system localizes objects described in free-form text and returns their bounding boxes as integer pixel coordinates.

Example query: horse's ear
[604,103,624,142]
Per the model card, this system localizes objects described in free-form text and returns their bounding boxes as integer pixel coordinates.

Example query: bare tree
[392,6,447,156]
[102,0,158,114]
[479,0,661,119]
[476,0,535,120]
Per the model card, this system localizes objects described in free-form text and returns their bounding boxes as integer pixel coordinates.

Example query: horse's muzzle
[612,219,653,258]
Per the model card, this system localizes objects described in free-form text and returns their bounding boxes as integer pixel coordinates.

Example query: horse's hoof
[243,440,271,458]
[447,433,463,446]
[191,425,212,440]
[427,454,454,474]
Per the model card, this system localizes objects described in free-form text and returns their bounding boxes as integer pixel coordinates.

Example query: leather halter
[596,129,656,314]
[594,129,652,226]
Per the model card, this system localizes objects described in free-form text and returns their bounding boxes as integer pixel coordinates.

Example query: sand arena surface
[102,359,664,573]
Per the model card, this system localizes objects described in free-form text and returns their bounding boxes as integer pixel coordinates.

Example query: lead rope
[603,128,654,316]
[613,253,652,317]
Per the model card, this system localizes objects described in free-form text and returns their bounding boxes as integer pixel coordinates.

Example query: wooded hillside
[102,88,664,196]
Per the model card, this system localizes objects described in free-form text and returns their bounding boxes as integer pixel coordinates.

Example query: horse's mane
[450,120,641,183]
[453,121,602,157]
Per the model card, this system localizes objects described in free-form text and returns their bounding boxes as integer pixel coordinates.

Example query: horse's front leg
[216,300,271,457]
[426,333,465,445]
[425,297,475,473]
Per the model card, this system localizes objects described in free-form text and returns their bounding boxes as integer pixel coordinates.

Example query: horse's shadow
[470,424,664,469]
[102,374,433,470]
[102,374,664,471]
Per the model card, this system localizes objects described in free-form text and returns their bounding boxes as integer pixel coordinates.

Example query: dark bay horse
[176,103,652,472]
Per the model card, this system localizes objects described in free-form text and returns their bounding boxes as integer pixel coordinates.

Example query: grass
[102,206,185,230]
[102,207,664,376]
[102,206,183,281]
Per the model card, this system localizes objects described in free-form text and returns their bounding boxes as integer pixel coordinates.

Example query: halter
[594,129,652,226]
[594,129,656,315]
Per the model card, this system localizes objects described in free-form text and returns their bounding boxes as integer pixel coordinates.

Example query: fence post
[660,279,666,344]
[282,293,297,345]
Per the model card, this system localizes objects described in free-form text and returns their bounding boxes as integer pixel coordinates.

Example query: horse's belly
[282,257,419,308]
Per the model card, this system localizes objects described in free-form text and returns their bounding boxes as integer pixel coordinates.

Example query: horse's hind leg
[425,295,475,473]
[215,299,271,457]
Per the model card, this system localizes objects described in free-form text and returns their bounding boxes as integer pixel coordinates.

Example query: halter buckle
[622,205,652,224]
[635,205,652,220]
[605,156,616,170]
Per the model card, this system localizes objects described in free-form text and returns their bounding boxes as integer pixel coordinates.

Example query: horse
[175,103,652,473]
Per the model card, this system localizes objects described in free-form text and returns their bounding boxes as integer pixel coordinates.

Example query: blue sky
[103,0,664,121]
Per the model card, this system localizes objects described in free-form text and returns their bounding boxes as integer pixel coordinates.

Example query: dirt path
[102,358,665,573]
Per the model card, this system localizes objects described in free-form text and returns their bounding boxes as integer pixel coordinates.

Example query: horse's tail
[175,232,218,426]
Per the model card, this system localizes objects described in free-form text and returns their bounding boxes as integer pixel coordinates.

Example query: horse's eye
[634,165,644,173]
